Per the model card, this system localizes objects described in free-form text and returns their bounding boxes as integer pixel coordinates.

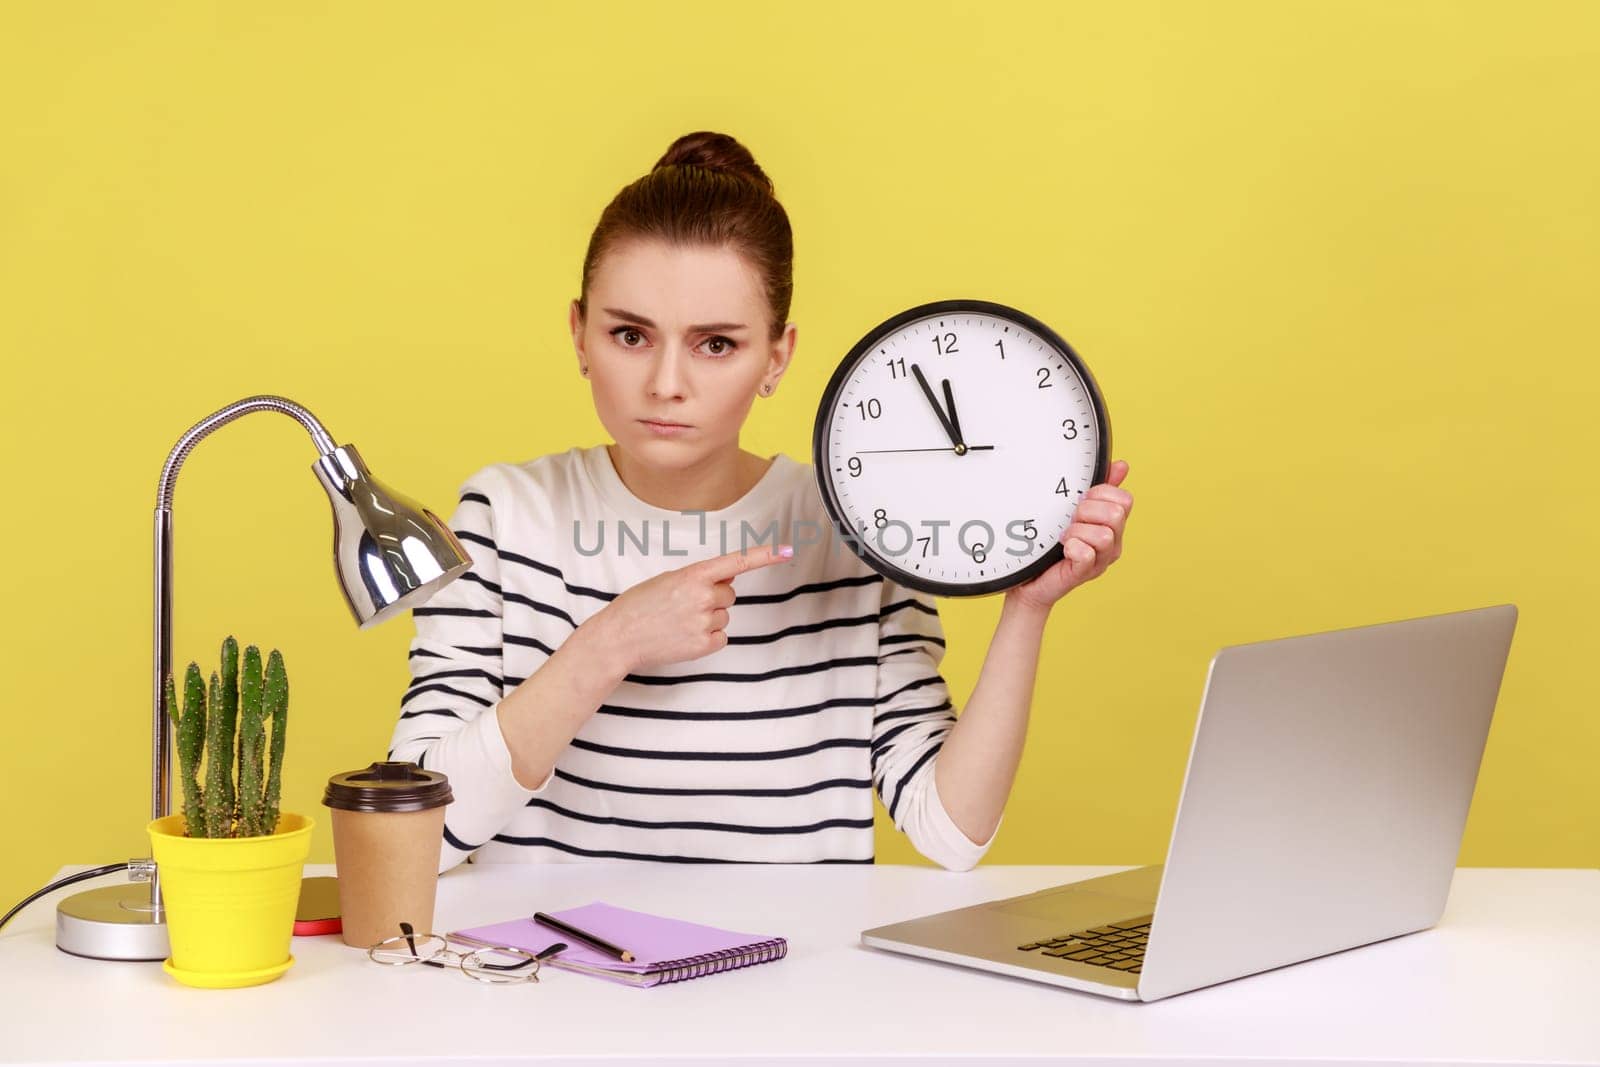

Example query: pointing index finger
[698,543,795,582]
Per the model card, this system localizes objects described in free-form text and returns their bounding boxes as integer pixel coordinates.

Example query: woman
[390,131,1133,872]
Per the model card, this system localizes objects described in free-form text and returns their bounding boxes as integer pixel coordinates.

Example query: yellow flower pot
[147,812,315,988]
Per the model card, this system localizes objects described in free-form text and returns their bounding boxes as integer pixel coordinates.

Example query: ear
[767,321,797,385]
[569,299,586,363]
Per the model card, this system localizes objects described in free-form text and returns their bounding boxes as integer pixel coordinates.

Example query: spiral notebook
[451,901,788,988]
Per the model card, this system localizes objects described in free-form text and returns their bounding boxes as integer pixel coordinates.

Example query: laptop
[861,603,1518,1002]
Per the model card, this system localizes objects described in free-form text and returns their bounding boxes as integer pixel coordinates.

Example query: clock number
[1022,520,1038,541]
[856,398,882,420]
[887,356,907,379]
[1037,367,1052,389]
[970,542,988,564]
[916,536,931,558]
[1061,418,1077,440]
[994,338,1005,360]
[932,332,959,355]
[1055,477,1070,496]
[847,456,862,477]
[873,508,888,528]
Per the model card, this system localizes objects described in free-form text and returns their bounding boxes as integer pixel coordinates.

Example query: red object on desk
[293,875,342,936]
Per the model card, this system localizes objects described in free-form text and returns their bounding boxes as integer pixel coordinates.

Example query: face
[569,238,796,466]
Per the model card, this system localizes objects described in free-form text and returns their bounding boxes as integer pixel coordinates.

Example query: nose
[646,343,689,401]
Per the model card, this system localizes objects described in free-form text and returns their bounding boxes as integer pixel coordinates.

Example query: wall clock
[812,299,1112,597]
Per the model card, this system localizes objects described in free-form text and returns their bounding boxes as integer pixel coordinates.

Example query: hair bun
[653,131,774,196]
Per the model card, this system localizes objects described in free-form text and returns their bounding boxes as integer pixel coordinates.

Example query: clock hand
[853,445,996,454]
[941,378,965,446]
[909,363,961,449]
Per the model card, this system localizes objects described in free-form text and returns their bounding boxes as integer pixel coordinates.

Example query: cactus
[203,671,230,837]
[218,636,239,828]
[237,645,265,837]
[262,650,288,833]
[173,666,208,838]
[164,635,291,838]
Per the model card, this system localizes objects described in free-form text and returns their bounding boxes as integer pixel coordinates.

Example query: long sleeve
[388,467,553,873]
[870,576,999,871]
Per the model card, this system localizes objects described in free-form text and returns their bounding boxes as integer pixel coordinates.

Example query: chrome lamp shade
[315,444,471,629]
[53,395,471,962]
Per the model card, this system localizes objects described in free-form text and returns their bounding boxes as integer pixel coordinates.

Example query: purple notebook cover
[452,902,783,981]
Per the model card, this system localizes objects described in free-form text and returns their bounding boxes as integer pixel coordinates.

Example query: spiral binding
[656,936,789,984]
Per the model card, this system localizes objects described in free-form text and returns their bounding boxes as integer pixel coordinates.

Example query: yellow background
[3,2,1596,912]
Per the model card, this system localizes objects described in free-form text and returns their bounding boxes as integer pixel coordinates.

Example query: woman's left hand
[1006,460,1132,614]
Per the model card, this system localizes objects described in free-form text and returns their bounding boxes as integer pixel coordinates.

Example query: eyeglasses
[367,921,566,984]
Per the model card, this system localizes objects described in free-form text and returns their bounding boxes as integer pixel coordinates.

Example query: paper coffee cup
[323,761,453,948]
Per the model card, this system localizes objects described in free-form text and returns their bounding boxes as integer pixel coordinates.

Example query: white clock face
[816,305,1107,595]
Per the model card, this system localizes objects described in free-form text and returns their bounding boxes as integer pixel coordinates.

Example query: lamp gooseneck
[51,395,472,961]
[148,397,343,914]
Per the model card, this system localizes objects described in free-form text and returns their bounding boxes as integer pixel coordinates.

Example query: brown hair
[575,131,794,341]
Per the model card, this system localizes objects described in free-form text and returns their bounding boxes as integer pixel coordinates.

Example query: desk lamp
[54,395,472,960]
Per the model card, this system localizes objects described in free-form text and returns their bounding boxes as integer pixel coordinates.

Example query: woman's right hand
[586,542,795,676]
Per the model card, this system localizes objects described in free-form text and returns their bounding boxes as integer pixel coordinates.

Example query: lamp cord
[0,864,133,933]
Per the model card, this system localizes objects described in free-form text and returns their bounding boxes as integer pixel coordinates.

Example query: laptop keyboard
[1017,915,1153,973]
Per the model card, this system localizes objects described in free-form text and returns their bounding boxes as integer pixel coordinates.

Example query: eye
[609,326,646,348]
[702,335,738,357]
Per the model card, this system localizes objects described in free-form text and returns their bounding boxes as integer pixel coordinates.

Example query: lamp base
[55,884,169,961]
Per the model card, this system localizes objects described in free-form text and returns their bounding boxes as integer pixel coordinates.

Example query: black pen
[533,911,636,963]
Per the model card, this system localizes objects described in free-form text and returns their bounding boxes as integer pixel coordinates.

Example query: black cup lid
[323,761,453,813]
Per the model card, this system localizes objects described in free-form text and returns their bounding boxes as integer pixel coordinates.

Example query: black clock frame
[811,298,1113,598]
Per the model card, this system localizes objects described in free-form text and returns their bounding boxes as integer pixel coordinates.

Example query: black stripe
[876,710,947,767]
[625,654,877,687]
[732,572,883,604]
[877,675,943,706]
[887,733,947,822]
[387,737,440,758]
[725,610,879,646]
[401,682,493,708]
[554,768,870,798]
[523,798,874,835]
[487,835,874,864]
[408,647,446,660]
[413,606,496,620]
[594,692,877,722]
[569,736,869,762]
[488,656,939,703]
[495,611,890,654]
[452,644,502,656]
[882,597,938,619]
[461,588,573,628]
[452,528,496,549]
[443,824,484,852]
[460,572,585,630]
[873,701,955,728]
[459,491,491,507]
[878,648,923,661]
[501,589,577,628]
[404,667,504,690]
[400,707,464,721]
[508,656,932,693]
[459,570,503,596]
[502,634,560,660]
[879,632,946,648]
[442,593,888,655]
[871,720,921,754]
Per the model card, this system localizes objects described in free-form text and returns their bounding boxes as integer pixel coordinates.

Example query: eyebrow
[601,307,749,333]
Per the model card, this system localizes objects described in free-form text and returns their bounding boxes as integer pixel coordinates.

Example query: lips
[640,419,691,429]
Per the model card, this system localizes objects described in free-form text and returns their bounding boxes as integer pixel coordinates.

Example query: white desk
[2,864,1596,1066]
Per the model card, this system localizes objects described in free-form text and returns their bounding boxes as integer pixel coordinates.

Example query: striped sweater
[389,443,998,871]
